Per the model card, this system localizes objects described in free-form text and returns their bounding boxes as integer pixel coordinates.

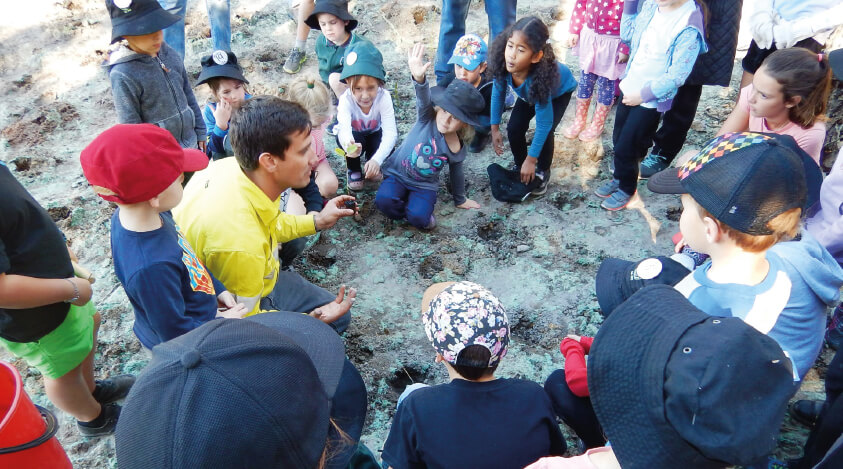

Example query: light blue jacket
[620,0,708,112]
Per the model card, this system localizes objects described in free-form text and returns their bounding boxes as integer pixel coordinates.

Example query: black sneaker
[531,170,549,196]
[639,153,670,179]
[93,374,136,404]
[468,132,491,153]
[790,399,824,427]
[77,403,121,437]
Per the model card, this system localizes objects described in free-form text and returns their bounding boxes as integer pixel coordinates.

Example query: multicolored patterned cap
[647,132,806,235]
[447,34,488,71]
[422,282,509,367]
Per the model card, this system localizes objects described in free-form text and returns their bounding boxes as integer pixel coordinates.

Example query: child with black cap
[382,281,566,469]
[106,0,206,150]
[195,50,250,160]
[79,123,248,351]
[527,285,797,468]
[305,0,373,100]
[374,44,485,229]
[647,131,843,381]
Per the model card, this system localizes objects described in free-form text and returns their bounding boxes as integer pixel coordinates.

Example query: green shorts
[0,301,96,379]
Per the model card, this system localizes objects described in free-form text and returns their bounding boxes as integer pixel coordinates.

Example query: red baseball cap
[80,124,209,204]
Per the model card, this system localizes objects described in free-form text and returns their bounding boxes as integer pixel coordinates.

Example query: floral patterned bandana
[422,282,510,366]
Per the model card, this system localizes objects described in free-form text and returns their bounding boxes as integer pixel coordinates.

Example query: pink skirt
[572,25,627,81]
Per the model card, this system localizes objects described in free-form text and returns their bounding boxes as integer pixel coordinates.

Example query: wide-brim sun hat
[430,79,485,128]
[108,0,181,44]
[195,50,249,87]
[304,0,358,31]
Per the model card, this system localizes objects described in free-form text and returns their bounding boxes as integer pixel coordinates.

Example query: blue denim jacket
[621,0,708,112]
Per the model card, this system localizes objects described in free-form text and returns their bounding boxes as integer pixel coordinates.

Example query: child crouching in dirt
[336,41,397,190]
[374,44,484,230]
[105,0,205,150]
[381,281,566,468]
[80,124,248,352]
[0,161,134,437]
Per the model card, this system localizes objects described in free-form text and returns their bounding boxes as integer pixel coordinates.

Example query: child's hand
[565,34,579,48]
[491,125,504,156]
[68,277,93,306]
[456,199,481,209]
[674,236,687,254]
[520,158,537,184]
[198,141,206,152]
[622,92,643,107]
[618,52,629,64]
[213,99,233,130]
[345,140,362,158]
[364,159,381,179]
[408,43,431,84]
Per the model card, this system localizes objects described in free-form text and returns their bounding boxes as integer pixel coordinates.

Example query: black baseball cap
[648,132,807,235]
[594,256,691,316]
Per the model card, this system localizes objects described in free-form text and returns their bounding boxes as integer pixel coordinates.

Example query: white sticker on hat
[212,50,228,65]
[346,51,358,65]
[635,258,663,280]
[114,0,132,8]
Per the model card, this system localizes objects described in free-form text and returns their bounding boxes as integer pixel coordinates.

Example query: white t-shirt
[620,0,695,108]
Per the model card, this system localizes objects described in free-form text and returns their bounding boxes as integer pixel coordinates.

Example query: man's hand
[520,157,537,184]
[408,43,431,84]
[212,99,233,131]
[491,125,504,156]
[314,195,356,231]
[310,285,356,324]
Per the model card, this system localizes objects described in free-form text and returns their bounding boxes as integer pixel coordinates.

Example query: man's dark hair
[451,344,497,380]
[229,95,312,171]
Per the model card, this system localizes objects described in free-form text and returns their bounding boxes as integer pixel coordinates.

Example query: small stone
[12,156,31,171]
[516,244,530,253]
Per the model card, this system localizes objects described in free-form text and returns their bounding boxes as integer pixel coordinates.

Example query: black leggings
[544,369,606,449]
[612,98,662,195]
[508,91,572,172]
[337,129,383,173]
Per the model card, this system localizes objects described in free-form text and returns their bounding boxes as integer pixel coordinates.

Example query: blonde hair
[433,106,475,144]
[284,76,335,125]
[698,204,802,253]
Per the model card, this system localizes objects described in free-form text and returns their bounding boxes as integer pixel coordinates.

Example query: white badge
[346,51,358,65]
[212,50,228,65]
[114,0,132,8]
[635,258,663,280]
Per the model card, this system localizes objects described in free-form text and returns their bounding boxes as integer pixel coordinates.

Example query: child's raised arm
[408,43,431,84]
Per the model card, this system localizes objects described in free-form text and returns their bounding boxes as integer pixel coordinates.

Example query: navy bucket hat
[196,50,249,87]
[107,0,180,44]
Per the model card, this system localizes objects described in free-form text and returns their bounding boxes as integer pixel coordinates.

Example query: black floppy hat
[589,285,795,468]
[107,0,180,44]
[486,163,540,202]
[305,0,358,31]
[594,256,690,317]
[430,78,485,128]
[195,50,249,87]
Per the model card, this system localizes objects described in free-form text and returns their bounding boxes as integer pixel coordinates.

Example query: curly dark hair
[488,16,560,105]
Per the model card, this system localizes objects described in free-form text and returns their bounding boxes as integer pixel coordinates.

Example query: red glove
[560,338,589,397]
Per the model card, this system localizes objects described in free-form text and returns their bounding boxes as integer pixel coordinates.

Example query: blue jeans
[374,176,438,229]
[157,0,231,59]
[434,0,517,85]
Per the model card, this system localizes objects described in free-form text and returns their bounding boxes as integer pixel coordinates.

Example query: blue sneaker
[594,179,620,198]
[639,153,670,179]
[601,189,633,211]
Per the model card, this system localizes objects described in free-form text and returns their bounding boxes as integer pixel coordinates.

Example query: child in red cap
[80,124,247,352]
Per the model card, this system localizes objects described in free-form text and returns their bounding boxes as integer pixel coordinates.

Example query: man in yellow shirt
[175,96,357,331]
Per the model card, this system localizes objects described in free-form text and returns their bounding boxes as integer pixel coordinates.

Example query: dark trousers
[259,270,351,334]
[544,369,606,449]
[508,91,572,172]
[794,351,843,469]
[326,359,369,469]
[650,83,703,162]
[374,176,438,229]
[338,129,382,173]
[612,99,661,195]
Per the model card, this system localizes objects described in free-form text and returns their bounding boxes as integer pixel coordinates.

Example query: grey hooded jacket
[107,43,205,148]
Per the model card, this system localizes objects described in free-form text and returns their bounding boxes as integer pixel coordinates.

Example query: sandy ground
[1,1,841,467]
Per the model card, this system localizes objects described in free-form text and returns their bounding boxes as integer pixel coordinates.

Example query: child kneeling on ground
[374,44,484,229]
[381,281,566,468]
